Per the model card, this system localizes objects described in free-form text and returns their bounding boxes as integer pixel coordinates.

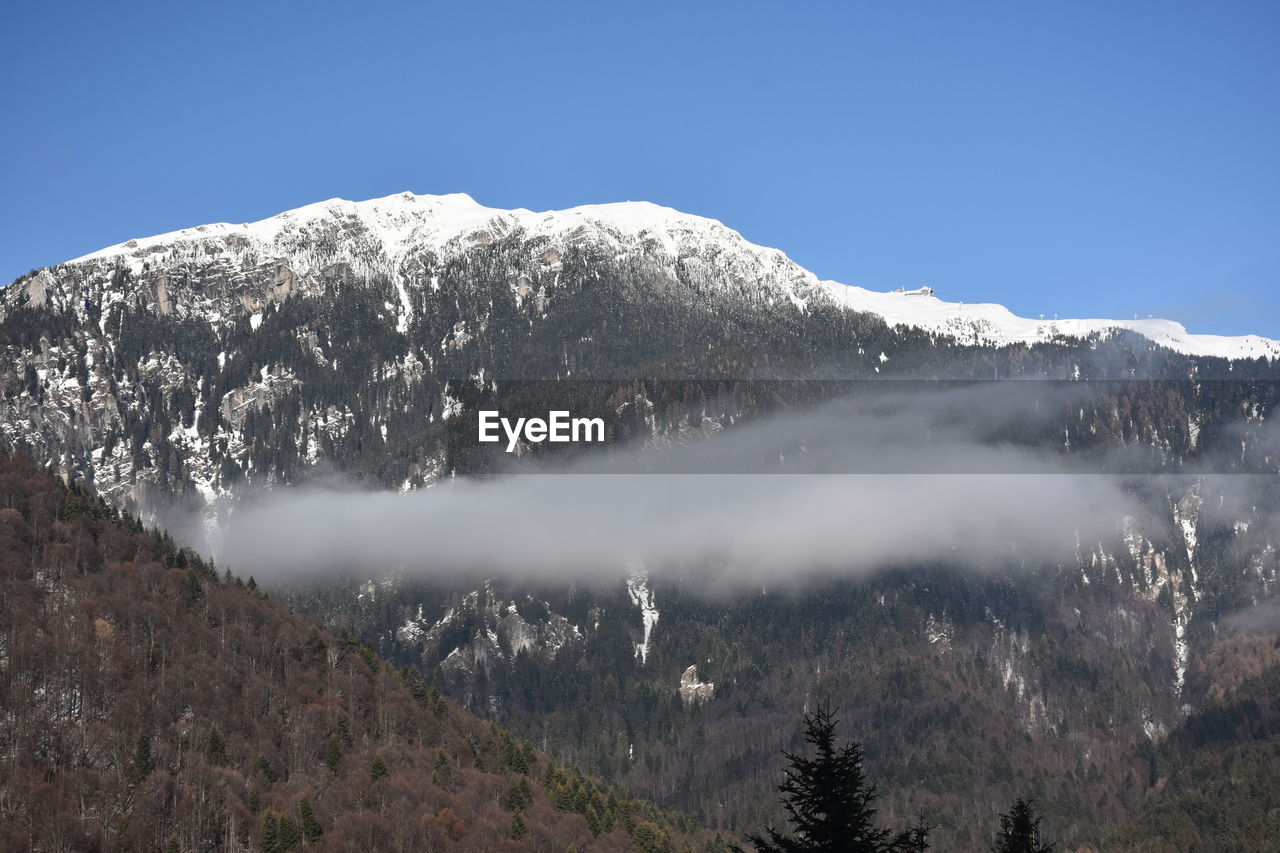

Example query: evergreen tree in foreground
[737,703,929,852]
[991,798,1054,853]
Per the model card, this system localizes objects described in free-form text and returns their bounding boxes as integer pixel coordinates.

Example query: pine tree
[736,703,929,852]
[520,741,537,772]
[254,753,277,783]
[323,734,343,774]
[510,810,528,840]
[334,716,354,747]
[432,748,455,790]
[133,733,153,783]
[299,797,323,842]
[991,798,1054,853]
[370,753,390,781]
[586,803,603,836]
[399,665,429,702]
[553,781,576,812]
[258,814,278,853]
[504,778,533,812]
[428,683,448,719]
[181,568,202,606]
[277,814,302,852]
[206,725,227,762]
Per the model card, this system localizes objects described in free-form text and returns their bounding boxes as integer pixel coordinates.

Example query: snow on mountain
[60,190,1279,360]
[4,189,1275,530]
[626,570,659,665]
[821,283,1280,360]
[70,192,745,269]
[59,191,818,330]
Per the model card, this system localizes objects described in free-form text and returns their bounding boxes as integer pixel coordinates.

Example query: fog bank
[213,385,1171,583]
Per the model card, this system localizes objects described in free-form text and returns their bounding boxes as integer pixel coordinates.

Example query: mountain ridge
[29,190,1278,361]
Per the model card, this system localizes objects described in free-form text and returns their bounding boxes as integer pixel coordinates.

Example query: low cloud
[212,384,1176,584]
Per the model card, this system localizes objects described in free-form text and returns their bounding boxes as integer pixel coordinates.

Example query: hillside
[0,448,723,852]
[1104,624,1280,851]
[2,193,1278,850]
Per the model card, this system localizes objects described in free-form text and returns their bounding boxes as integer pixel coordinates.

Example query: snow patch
[626,569,659,664]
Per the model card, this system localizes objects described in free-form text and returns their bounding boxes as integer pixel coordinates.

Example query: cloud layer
[214,384,1167,583]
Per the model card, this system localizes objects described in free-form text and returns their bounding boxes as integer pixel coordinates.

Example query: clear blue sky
[3,1,1277,336]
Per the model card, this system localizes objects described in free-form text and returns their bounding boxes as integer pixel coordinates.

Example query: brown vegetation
[0,450,722,852]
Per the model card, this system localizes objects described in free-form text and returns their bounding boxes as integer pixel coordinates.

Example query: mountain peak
[43,192,1280,362]
[67,191,722,267]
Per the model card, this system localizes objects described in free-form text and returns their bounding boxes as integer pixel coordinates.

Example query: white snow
[393,275,413,334]
[63,190,1280,361]
[822,282,1280,360]
[1167,486,1203,698]
[68,192,722,277]
[397,605,426,644]
[625,569,659,664]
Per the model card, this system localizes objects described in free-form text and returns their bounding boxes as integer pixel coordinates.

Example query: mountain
[0,447,724,852]
[45,192,1280,359]
[2,192,1278,850]
[2,191,1277,520]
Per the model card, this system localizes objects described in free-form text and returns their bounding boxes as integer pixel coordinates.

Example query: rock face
[679,664,714,705]
[391,584,583,714]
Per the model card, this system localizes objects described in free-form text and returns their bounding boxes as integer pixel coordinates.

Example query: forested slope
[0,449,723,852]
[1105,642,1280,851]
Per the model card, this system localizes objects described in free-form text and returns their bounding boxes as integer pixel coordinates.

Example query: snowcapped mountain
[24,192,825,338]
[3,192,1278,851]
[25,190,1277,361]
[2,189,1279,526]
